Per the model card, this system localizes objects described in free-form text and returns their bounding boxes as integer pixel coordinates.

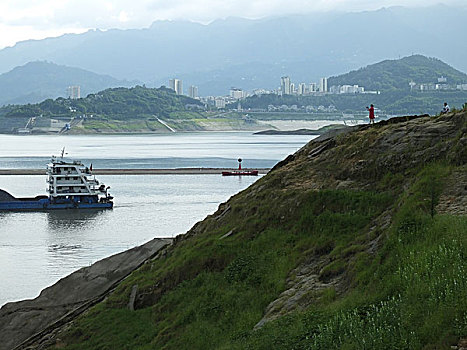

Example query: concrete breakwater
[0,238,172,350]
[0,168,270,175]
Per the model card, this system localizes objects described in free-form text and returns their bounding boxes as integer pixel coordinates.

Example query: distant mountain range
[0,61,138,106]
[0,5,465,95]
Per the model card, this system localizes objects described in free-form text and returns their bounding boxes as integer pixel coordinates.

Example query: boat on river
[0,151,113,211]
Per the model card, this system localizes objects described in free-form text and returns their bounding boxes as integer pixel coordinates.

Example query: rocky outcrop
[254,255,345,329]
[436,167,467,215]
[254,208,393,328]
[0,238,171,350]
[268,112,466,192]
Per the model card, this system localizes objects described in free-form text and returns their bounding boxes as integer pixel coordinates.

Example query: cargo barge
[0,152,113,211]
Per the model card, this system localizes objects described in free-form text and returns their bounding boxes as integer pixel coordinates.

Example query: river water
[0,132,316,306]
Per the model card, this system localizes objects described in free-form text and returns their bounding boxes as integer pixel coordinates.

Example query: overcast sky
[0,0,465,49]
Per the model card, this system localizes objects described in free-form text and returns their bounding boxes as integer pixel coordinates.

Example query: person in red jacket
[366,104,375,124]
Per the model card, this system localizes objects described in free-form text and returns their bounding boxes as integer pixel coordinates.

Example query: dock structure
[0,168,270,175]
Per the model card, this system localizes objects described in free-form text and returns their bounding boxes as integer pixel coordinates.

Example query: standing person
[366,104,375,124]
[441,102,450,114]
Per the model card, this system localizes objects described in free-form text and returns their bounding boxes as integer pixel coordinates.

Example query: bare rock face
[0,238,171,350]
[269,112,466,192]
[436,167,467,215]
[254,255,345,329]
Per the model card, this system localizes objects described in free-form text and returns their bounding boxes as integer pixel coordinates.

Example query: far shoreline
[0,168,270,175]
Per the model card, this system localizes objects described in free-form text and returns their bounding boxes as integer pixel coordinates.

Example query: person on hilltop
[366,104,375,124]
[441,102,450,114]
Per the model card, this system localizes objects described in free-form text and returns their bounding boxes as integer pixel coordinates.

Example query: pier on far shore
[0,168,270,175]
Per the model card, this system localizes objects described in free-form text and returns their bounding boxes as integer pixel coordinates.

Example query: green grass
[52,161,466,349]
[231,164,467,349]
[56,187,393,349]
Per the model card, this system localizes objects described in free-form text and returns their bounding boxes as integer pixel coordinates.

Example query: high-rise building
[290,83,295,95]
[189,85,198,99]
[319,78,328,93]
[230,88,244,99]
[298,83,307,95]
[214,97,226,109]
[280,76,291,95]
[67,86,80,99]
[309,83,317,92]
[169,79,175,91]
[169,79,183,95]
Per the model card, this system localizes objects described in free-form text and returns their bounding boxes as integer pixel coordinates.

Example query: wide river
[0,132,316,306]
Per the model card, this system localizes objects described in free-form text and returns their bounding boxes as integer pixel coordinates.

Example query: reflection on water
[46,209,107,230]
[45,210,109,262]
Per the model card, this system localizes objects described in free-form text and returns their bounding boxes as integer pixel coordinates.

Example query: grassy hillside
[0,86,211,133]
[0,85,202,119]
[31,111,467,349]
[328,55,467,92]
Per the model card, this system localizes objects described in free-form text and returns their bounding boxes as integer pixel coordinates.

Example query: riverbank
[0,238,172,350]
[0,168,270,175]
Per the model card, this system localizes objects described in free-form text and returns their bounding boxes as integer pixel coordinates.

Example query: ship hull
[0,196,113,211]
[0,201,113,211]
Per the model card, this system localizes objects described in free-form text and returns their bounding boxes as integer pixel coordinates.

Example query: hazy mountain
[0,61,138,106]
[328,55,467,91]
[0,5,465,95]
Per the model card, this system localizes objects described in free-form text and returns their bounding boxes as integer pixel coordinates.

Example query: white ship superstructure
[47,158,110,200]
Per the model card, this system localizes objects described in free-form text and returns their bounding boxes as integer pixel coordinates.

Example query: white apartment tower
[298,83,307,95]
[169,79,183,95]
[319,78,328,92]
[280,76,291,95]
[230,88,244,99]
[189,85,198,99]
[67,86,81,99]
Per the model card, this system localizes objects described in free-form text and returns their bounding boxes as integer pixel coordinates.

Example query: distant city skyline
[0,0,465,49]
